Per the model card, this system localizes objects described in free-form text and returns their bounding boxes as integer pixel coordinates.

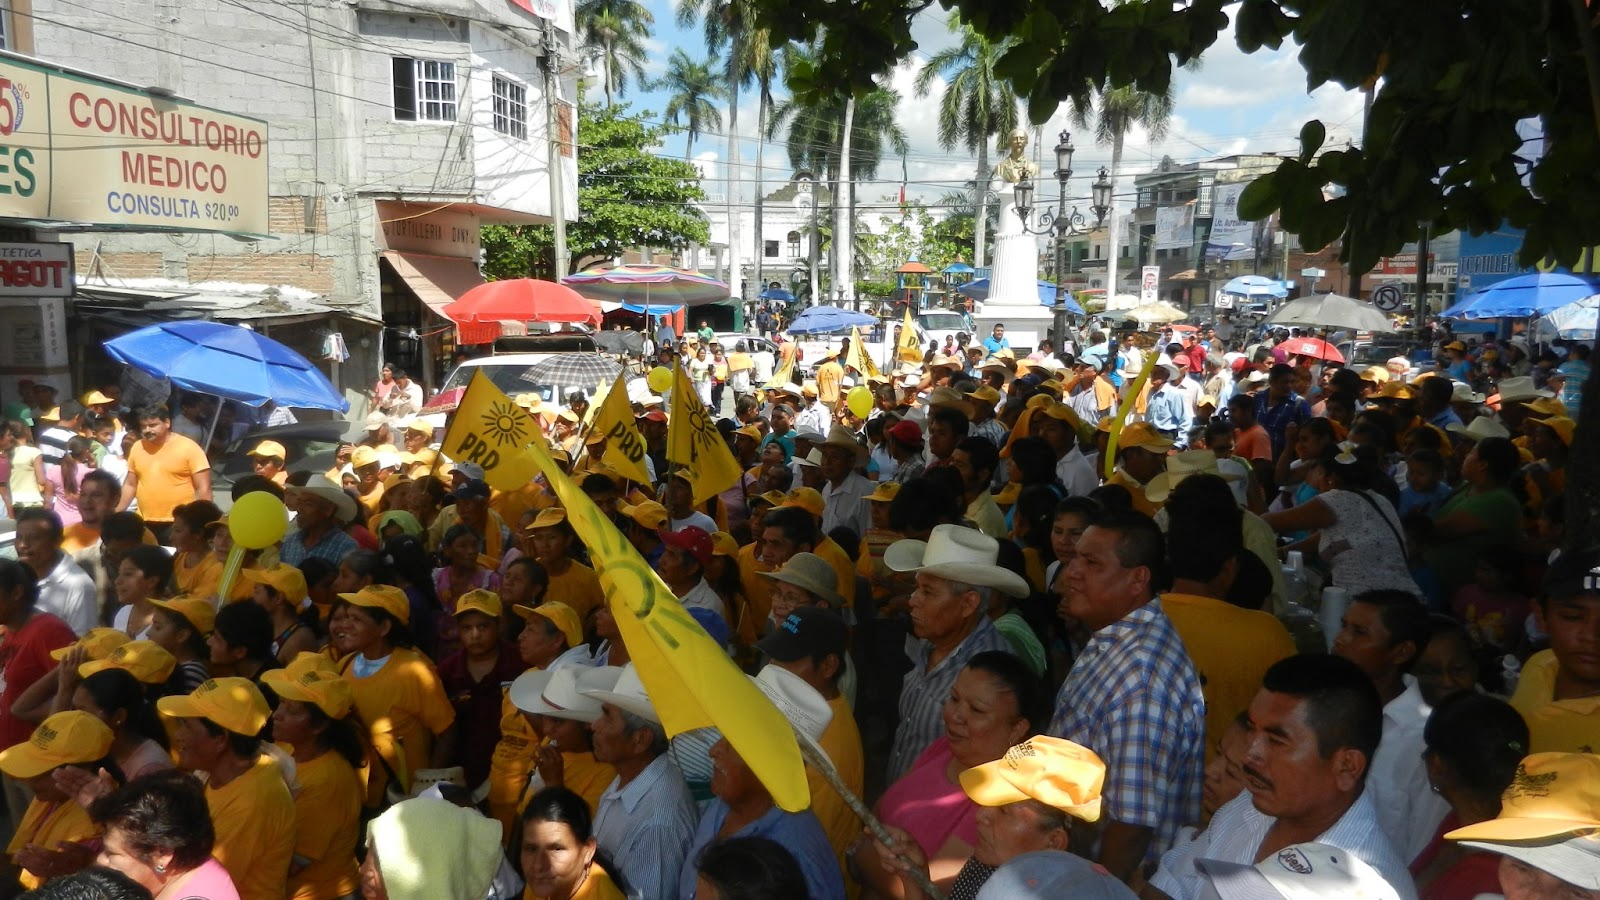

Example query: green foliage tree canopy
[482,101,711,280]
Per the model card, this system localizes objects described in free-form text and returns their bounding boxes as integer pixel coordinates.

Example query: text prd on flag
[518,437,810,812]
[591,372,652,485]
[667,362,742,504]
[441,371,543,490]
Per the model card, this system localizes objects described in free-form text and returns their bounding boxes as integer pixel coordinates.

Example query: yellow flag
[520,438,810,811]
[667,362,742,504]
[441,372,542,491]
[591,372,652,485]
[897,308,922,364]
[765,340,798,389]
[1104,350,1161,480]
[846,325,880,379]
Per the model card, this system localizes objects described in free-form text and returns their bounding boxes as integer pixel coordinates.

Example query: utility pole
[543,21,569,277]
[1415,224,1431,345]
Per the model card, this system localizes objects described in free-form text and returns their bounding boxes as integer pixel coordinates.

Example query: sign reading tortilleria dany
[0,56,268,235]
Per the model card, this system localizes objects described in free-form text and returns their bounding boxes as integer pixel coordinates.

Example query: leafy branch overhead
[747,0,1600,272]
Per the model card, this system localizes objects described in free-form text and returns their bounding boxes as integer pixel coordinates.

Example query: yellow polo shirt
[1510,650,1600,754]
[287,750,362,900]
[1161,592,1296,762]
[7,799,97,889]
[208,755,297,900]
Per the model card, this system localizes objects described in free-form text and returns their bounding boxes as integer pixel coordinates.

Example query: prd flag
[845,325,880,379]
[590,372,652,485]
[668,362,742,504]
[765,340,798,389]
[897,308,922,364]
[1103,350,1161,479]
[519,438,810,812]
[441,372,543,491]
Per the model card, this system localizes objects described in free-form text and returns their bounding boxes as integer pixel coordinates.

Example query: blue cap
[975,851,1136,900]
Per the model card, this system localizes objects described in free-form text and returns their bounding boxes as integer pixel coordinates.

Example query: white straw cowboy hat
[1144,449,1242,503]
[752,664,833,753]
[1446,417,1511,442]
[885,524,1030,598]
[510,666,618,724]
[1491,375,1553,405]
[580,662,659,724]
[287,474,359,525]
[821,425,869,465]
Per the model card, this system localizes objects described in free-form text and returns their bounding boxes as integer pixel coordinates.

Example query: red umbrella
[1282,337,1345,363]
[441,279,602,344]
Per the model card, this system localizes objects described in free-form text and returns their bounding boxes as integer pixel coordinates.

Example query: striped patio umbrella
[563,263,730,307]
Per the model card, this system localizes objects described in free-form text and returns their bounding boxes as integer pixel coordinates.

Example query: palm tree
[659,51,727,159]
[1070,78,1182,298]
[575,0,654,107]
[744,29,779,298]
[913,23,1018,270]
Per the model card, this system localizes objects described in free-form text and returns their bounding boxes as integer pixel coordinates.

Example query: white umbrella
[1124,301,1189,324]
[1103,293,1142,312]
[1266,293,1396,333]
[1532,295,1599,342]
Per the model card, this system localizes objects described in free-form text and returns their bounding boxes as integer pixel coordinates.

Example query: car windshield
[919,313,967,330]
[437,364,532,397]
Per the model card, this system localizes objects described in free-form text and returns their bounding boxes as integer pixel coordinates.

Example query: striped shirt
[1150,790,1418,900]
[593,753,700,900]
[1048,598,1205,859]
[970,417,1007,449]
[887,616,1013,783]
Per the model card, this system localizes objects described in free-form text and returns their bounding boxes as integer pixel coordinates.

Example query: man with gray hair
[881,524,1030,781]
[584,663,700,900]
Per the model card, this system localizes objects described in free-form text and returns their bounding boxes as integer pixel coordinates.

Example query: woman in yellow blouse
[0,711,117,890]
[521,786,625,900]
[167,501,223,599]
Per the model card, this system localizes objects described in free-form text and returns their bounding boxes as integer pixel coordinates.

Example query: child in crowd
[1399,449,1453,516]
[1451,555,1530,655]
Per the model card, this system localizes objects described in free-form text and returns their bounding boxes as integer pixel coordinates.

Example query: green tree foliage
[659,50,728,158]
[481,102,710,279]
[575,0,655,106]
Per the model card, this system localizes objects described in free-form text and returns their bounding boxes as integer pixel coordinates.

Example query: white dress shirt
[1055,445,1100,497]
[794,402,831,436]
[37,553,98,636]
[821,471,875,538]
[1367,676,1451,862]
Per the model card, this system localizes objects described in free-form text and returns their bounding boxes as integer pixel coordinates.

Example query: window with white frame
[786,230,801,257]
[492,76,528,139]
[392,57,457,122]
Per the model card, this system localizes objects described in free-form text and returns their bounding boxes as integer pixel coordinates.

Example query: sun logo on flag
[481,400,530,448]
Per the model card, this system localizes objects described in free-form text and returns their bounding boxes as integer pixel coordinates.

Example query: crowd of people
[0,313,1594,900]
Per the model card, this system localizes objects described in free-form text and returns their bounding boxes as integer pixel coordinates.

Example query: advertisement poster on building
[1154,203,1194,250]
[1141,266,1160,305]
[1206,181,1258,261]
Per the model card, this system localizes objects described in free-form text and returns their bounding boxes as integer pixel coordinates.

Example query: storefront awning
[380,251,485,320]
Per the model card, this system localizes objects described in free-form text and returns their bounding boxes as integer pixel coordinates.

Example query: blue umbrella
[942,261,976,274]
[622,301,685,315]
[105,321,348,411]
[759,288,797,302]
[786,305,878,335]
[957,278,1084,314]
[1440,270,1600,320]
[1221,275,1290,298]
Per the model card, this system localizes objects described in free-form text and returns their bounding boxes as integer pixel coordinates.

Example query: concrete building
[29,0,576,395]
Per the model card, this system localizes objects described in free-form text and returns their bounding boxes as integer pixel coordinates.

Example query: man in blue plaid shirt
[1048,512,1206,884]
[1254,363,1313,459]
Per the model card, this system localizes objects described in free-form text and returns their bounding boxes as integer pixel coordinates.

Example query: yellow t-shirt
[816,361,845,404]
[358,482,385,520]
[1510,649,1600,754]
[286,750,362,900]
[6,799,97,890]
[491,483,557,531]
[127,434,211,523]
[737,543,775,633]
[341,647,457,806]
[523,862,626,900]
[175,552,224,600]
[546,562,604,623]
[1161,592,1297,763]
[208,755,297,900]
[1105,468,1161,518]
[516,748,617,820]
[490,685,540,837]
[814,538,857,608]
[812,694,864,887]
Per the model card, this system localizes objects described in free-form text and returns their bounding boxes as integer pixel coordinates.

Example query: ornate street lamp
[1012,132,1112,354]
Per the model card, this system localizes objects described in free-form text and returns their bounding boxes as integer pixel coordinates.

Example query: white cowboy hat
[884,524,1030,598]
[1144,449,1243,504]
[580,662,659,724]
[752,665,832,750]
[1450,382,1486,404]
[929,386,977,418]
[287,474,359,525]
[1446,416,1511,442]
[1492,375,1553,405]
[510,666,618,724]
[794,448,824,469]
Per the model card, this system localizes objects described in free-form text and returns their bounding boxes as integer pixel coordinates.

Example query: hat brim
[0,743,68,779]
[758,569,844,611]
[822,438,869,465]
[1455,835,1600,890]
[1447,816,1600,844]
[287,485,359,525]
[882,540,1031,598]
[581,689,660,725]
[957,761,1104,822]
[155,694,208,720]
[1144,467,1242,503]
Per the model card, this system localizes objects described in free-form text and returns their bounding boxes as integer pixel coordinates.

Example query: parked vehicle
[211,420,351,510]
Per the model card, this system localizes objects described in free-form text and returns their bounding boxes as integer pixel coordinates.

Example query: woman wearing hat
[329,585,457,809]
[526,509,604,624]
[144,598,214,697]
[0,710,120,889]
[433,524,503,657]
[242,564,321,665]
[264,655,365,900]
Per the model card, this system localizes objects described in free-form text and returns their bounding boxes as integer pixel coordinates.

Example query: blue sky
[610,2,1367,214]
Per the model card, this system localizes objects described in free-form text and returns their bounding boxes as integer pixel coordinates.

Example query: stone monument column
[974,129,1054,351]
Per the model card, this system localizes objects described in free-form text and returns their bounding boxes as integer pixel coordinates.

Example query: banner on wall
[1154,203,1194,250]
[1206,182,1258,262]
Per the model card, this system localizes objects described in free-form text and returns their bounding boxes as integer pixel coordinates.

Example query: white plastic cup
[1320,586,1350,651]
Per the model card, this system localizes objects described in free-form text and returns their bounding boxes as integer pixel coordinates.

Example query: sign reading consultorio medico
[0,54,268,236]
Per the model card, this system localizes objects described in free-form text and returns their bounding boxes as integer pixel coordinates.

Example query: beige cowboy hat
[885,524,1030,598]
[1144,449,1242,503]
[287,474,359,524]
[1450,382,1487,404]
[821,425,869,465]
[758,552,845,609]
[1491,375,1553,405]
[752,665,833,752]
[580,662,660,724]
[928,386,976,418]
[1446,416,1512,442]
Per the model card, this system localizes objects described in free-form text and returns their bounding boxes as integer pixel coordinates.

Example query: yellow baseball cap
[1118,422,1176,453]
[261,655,353,720]
[337,584,412,624]
[248,440,287,459]
[1447,753,1600,841]
[0,711,115,778]
[735,424,763,442]
[455,589,503,619]
[149,597,217,636]
[1532,416,1576,447]
[50,627,130,662]
[157,677,271,737]
[965,385,1001,405]
[752,490,787,509]
[711,531,739,557]
[782,487,825,517]
[350,445,380,468]
[618,500,668,530]
[79,640,177,684]
[958,736,1107,823]
[242,564,309,601]
[866,482,901,503]
[406,418,433,435]
[514,600,582,649]
[530,508,568,530]
[81,390,115,406]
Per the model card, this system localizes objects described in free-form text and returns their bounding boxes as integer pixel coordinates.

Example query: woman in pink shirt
[92,770,241,899]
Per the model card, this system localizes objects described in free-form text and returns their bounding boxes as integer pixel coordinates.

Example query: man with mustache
[1142,654,1417,900]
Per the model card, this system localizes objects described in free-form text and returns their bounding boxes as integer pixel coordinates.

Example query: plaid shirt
[1254,390,1312,459]
[970,416,1007,449]
[1048,598,1205,859]
[887,615,1013,783]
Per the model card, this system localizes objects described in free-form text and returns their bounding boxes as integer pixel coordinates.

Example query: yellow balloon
[846,385,873,419]
[228,491,290,550]
[647,366,674,393]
